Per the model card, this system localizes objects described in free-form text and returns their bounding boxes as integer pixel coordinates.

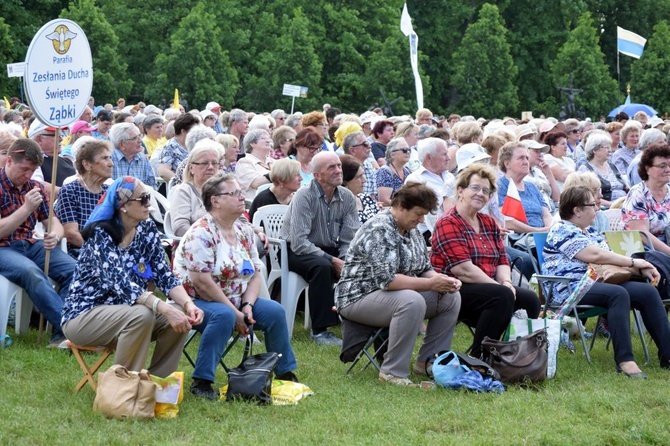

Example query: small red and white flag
[501,180,528,224]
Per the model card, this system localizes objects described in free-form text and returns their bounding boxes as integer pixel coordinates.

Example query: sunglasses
[352,141,371,148]
[127,192,151,207]
[393,148,411,154]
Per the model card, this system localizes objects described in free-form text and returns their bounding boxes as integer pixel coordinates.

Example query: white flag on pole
[400,4,424,110]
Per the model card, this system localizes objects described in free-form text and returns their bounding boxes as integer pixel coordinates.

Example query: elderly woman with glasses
[62,176,203,377]
[543,185,668,377]
[622,142,670,256]
[169,139,224,237]
[234,129,274,201]
[376,138,412,206]
[577,132,628,208]
[174,173,297,399]
[288,127,322,187]
[432,164,540,359]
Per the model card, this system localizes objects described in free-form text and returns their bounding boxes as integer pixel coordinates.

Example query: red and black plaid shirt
[431,207,508,278]
[0,168,50,247]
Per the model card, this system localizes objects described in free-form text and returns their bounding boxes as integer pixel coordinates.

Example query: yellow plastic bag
[151,372,183,419]
[219,379,314,405]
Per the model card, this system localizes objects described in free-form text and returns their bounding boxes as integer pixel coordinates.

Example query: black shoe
[190,379,219,400]
[275,371,299,382]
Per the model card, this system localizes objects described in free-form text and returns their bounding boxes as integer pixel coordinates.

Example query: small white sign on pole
[7,62,26,78]
[23,19,93,127]
[282,84,302,97]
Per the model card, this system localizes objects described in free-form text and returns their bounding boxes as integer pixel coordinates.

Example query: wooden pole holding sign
[23,18,93,343]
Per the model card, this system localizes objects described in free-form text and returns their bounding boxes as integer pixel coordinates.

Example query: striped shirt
[280,180,359,260]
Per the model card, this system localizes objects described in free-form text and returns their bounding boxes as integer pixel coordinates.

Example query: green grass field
[1,315,669,446]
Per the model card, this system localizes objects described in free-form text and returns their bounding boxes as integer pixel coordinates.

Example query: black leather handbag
[481,328,548,383]
[226,327,280,404]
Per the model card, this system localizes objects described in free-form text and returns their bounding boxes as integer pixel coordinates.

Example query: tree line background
[1,0,670,119]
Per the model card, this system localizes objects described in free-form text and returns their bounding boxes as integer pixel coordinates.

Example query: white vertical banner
[400,4,423,110]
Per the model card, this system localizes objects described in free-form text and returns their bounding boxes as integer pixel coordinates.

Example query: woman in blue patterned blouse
[61,177,203,377]
[543,186,669,378]
[335,183,461,386]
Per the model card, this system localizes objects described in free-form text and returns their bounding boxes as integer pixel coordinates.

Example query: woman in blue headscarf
[61,176,203,377]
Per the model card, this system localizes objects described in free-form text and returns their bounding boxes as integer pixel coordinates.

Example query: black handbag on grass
[226,327,280,405]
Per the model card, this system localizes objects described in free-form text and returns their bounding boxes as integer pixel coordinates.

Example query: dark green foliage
[551,13,620,118]
[60,0,132,102]
[631,21,670,116]
[1,1,669,118]
[449,3,519,118]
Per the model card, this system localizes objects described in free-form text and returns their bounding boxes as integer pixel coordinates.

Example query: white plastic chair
[163,210,181,244]
[149,188,170,227]
[603,208,624,231]
[252,204,309,338]
[255,183,272,196]
[0,223,67,346]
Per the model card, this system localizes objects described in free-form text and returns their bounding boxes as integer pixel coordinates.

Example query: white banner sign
[23,19,93,127]
[7,63,26,78]
[283,84,308,98]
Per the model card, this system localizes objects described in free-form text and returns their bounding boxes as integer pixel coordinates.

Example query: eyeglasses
[127,192,151,207]
[352,141,371,149]
[580,203,598,208]
[215,189,243,197]
[570,130,580,134]
[284,138,295,143]
[392,148,411,154]
[306,145,321,152]
[652,163,670,170]
[127,135,142,142]
[191,161,220,168]
[467,184,492,197]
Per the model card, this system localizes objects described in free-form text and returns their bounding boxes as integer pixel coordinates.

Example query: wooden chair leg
[70,345,113,392]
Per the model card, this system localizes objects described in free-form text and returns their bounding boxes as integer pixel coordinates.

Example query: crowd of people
[2,96,670,398]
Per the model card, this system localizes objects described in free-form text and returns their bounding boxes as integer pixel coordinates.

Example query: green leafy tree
[0,18,19,97]
[502,0,583,113]
[151,2,238,109]
[238,7,322,112]
[449,3,518,118]
[362,32,430,116]
[101,0,191,103]
[630,20,670,116]
[409,0,478,114]
[61,0,132,103]
[551,12,620,118]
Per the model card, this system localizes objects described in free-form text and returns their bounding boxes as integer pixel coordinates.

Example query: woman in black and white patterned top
[335,183,461,386]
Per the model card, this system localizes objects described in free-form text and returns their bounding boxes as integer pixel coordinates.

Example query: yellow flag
[3,96,10,110]
[173,89,179,110]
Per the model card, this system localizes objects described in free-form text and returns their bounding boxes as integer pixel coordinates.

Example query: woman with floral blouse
[335,183,461,386]
[61,177,203,378]
[173,173,297,399]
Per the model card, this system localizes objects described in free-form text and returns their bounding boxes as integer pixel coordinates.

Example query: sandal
[378,372,416,387]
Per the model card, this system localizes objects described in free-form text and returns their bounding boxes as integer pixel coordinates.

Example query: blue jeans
[0,240,76,340]
[192,297,297,382]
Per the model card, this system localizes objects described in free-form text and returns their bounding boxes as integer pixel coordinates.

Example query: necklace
[78,174,103,194]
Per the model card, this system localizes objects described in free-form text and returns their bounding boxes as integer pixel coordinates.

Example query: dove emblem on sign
[45,25,77,55]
